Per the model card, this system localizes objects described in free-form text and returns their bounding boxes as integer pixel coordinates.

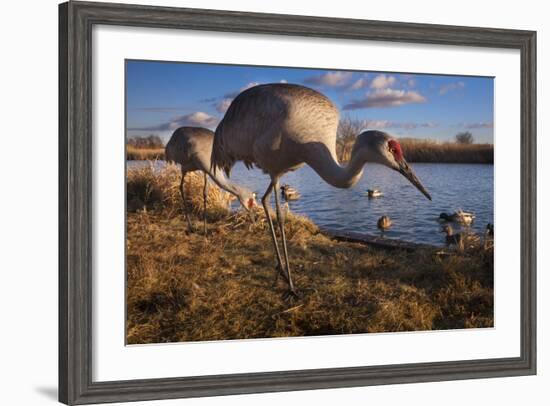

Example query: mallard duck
[280,184,301,200]
[367,189,383,198]
[441,224,463,248]
[377,215,392,231]
[484,223,494,251]
[439,209,475,225]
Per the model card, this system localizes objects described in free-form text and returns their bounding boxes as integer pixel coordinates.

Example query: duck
[367,189,383,198]
[439,209,475,225]
[484,223,494,251]
[377,215,392,231]
[441,224,464,249]
[486,223,494,237]
[280,184,301,201]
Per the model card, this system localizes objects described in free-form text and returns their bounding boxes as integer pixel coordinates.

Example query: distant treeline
[336,117,493,164]
[127,134,163,149]
[126,135,165,160]
[398,139,493,164]
[127,123,494,164]
[127,146,165,161]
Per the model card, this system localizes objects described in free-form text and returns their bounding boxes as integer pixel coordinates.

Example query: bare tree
[337,116,364,161]
[455,131,474,144]
[128,134,164,149]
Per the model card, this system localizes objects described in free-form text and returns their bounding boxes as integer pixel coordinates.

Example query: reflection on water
[128,161,494,246]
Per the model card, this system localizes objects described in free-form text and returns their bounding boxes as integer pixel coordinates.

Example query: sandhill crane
[212,84,431,296]
[367,189,383,198]
[165,126,257,235]
[439,210,475,225]
[377,215,392,231]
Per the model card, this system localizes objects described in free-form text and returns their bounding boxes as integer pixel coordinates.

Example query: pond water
[129,161,494,246]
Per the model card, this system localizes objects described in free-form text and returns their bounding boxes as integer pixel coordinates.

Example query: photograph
[125,60,495,344]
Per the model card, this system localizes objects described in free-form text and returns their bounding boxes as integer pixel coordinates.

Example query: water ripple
[130,161,494,246]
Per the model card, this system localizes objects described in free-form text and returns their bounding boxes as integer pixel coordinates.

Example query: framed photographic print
[59,1,536,404]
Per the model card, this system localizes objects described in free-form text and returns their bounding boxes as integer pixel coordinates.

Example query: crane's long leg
[273,179,296,295]
[261,182,289,284]
[180,170,193,232]
[202,172,208,236]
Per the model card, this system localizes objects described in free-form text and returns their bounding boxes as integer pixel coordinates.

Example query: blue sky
[126,60,494,143]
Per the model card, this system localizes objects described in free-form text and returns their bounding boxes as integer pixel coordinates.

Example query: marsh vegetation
[126,164,493,344]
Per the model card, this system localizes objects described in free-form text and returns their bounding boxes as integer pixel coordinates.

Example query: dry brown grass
[126,162,232,217]
[126,165,494,344]
[127,146,165,161]
[399,139,494,164]
[337,137,493,164]
[127,139,493,164]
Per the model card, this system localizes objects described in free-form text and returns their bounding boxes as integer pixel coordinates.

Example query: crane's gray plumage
[166,126,256,234]
[211,84,431,295]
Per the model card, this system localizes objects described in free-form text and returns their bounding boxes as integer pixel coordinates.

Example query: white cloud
[370,74,397,89]
[348,76,369,91]
[223,82,260,98]
[439,81,465,95]
[173,112,218,129]
[128,111,219,131]
[361,120,437,130]
[462,121,493,129]
[133,107,187,113]
[343,89,427,109]
[216,98,233,113]
[279,79,288,83]
[304,71,353,88]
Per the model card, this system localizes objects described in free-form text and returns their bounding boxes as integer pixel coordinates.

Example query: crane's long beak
[397,160,432,200]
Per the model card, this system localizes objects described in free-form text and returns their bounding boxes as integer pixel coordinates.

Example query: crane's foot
[248,211,256,224]
[273,263,290,286]
[183,215,194,233]
[282,287,300,301]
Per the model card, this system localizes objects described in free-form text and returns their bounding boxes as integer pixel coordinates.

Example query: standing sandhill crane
[211,84,431,296]
[165,126,257,235]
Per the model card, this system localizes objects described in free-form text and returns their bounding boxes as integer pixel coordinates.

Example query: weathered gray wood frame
[59,1,536,404]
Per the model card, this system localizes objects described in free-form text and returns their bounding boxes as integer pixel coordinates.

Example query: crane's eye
[387,139,403,161]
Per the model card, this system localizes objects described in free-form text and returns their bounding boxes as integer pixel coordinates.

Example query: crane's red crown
[388,139,404,162]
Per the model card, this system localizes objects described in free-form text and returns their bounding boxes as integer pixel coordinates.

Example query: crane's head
[238,191,257,212]
[354,130,432,200]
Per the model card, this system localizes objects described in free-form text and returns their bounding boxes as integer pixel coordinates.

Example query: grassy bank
[127,141,493,164]
[399,139,494,164]
[126,164,494,344]
[127,146,165,161]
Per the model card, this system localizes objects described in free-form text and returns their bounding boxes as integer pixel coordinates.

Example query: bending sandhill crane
[212,84,431,296]
[165,127,257,235]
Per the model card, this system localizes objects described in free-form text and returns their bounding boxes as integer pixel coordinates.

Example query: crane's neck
[304,143,366,189]
[204,167,251,204]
